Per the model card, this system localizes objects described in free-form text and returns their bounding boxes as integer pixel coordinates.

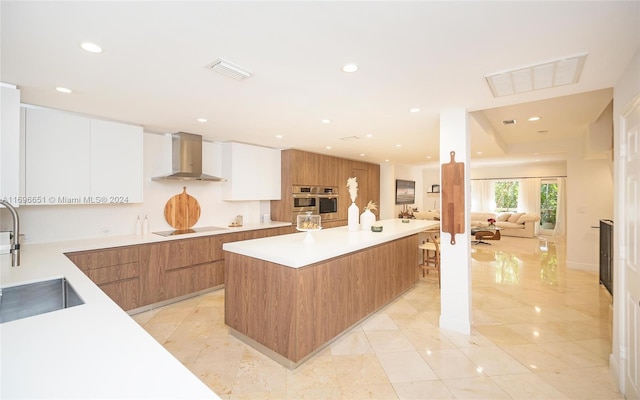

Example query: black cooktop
[152,226,228,237]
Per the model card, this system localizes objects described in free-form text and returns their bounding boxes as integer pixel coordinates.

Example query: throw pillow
[497,212,511,222]
[517,214,539,224]
[508,212,525,223]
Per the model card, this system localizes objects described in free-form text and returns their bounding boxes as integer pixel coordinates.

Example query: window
[494,181,519,212]
[540,181,558,229]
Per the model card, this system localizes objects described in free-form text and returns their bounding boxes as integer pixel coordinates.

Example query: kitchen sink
[0,278,84,323]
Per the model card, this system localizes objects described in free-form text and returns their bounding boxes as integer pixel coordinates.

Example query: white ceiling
[2,1,638,166]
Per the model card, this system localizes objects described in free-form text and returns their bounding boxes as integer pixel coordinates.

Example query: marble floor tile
[361,312,399,331]
[392,380,455,400]
[329,328,374,356]
[134,235,622,399]
[331,353,390,387]
[490,373,570,399]
[364,329,415,353]
[421,348,485,380]
[442,376,512,399]
[459,345,530,376]
[376,351,439,383]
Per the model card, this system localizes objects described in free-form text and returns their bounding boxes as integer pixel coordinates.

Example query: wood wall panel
[272,149,380,227]
[225,234,418,364]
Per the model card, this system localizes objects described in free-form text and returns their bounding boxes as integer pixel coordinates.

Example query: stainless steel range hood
[152,132,226,182]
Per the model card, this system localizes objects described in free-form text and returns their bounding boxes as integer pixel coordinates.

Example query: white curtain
[518,178,541,235]
[552,177,566,237]
[470,180,495,212]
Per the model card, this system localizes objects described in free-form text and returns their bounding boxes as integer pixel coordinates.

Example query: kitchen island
[223,218,439,368]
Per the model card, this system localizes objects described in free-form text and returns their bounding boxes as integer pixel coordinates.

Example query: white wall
[378,163,424,219]
[5,132,268,244]
[565,143,614,271]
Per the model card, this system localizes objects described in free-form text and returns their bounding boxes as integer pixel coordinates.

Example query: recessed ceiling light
[55,87,72,93]
[426,155,432,159]
[476,151,483,155]
[275,135,283,139]
[384,159,390,162]
[322,119,331,124]
[528,116,541,121]
[325,146,332,149]
[396,144,402,148]
[359,153,365,157]
[409,108,421,113]
[197,118,207,123]
[342,63,358,73]
[80,42,102,53]
[365,134,373,138]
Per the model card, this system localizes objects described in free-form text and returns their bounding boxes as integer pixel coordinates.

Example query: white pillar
[439,109,472,334]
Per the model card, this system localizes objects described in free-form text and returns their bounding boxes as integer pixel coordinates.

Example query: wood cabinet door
[290,150,320,185]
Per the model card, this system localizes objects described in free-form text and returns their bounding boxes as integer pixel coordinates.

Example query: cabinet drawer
[86,262,139,285]
[99,278,140,311]
[66,247,139,270]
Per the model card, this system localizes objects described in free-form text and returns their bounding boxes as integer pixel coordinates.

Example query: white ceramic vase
[348,202,360,232]
[360,209,375,231]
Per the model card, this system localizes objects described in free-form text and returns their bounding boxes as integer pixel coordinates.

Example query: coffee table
[470,226,501,245]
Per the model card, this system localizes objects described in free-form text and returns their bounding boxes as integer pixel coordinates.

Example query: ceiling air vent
[502,119,517,125]
[205,58,253,80]
[339,136,360,141]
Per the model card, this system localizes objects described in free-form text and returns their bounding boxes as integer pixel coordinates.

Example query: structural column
[439,109,472,334]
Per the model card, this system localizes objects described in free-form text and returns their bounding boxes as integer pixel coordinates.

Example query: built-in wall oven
[317,186,338,221]
[292,186,339,223]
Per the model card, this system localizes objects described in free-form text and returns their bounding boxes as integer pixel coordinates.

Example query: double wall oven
[292,185,339,223]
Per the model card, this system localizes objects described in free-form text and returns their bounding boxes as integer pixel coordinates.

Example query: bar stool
[419,231,440,287]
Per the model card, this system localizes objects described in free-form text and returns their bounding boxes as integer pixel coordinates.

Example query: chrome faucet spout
[0,200,20,267]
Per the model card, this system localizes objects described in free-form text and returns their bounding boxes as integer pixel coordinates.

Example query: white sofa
[413,210,540,238]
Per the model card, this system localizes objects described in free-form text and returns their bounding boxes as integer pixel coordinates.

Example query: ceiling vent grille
[205,58,253,80]
[502,119,517,125]
[485,53,587,97]
[339,136,360,141]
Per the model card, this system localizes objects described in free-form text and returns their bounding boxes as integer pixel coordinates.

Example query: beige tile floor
[133,235,621,399]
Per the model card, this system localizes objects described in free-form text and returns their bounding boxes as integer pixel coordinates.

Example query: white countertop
[0,221,289,399]
[223,218,439,268]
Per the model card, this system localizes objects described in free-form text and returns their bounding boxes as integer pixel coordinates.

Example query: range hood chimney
[152,132,226,182]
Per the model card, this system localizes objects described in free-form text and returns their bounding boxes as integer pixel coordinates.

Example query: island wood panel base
[224,234,419,367]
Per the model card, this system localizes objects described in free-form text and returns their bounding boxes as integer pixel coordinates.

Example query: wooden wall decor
[441,151,465,245]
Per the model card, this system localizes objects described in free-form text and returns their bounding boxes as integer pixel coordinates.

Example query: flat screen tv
[395,179,416,205]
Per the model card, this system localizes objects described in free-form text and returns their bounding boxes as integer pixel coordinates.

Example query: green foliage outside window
[495,181,519,212]
[540,183,558,227]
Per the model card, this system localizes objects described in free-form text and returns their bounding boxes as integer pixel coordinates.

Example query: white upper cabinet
[25,107,91,201]
[222,142,281,201]
[90,119,143,202]
[23,106,143,204]
[0,85,21,205]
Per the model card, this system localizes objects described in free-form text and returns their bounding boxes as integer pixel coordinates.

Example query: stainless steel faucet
[0,200,20,267]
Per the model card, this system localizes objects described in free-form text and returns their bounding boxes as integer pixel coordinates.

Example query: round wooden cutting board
[164,187,201,230]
